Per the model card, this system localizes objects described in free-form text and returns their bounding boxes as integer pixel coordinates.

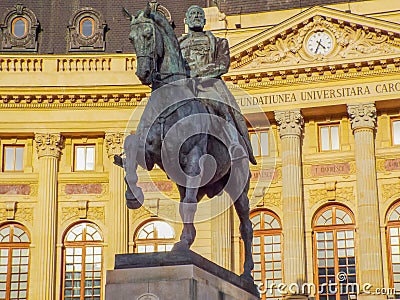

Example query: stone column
[105,132,128,267]
[211,193,232,270]
[275,110,307,298]
[34,133,63,300]
[347,103,385,298]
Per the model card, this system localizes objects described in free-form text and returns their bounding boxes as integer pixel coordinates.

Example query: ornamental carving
[382,183,400,202]
[62,206,105,223]
[274,110,303,137]
[0,4,39,51]
[35,133,63,158]
[262,192,282,208]
[0,207,33,223]
[105,132,124,157]
[15,208,33,224]
[68,8,106,52]
[308,187,354,207]
[347,103,377,130]
[233,15,400,69]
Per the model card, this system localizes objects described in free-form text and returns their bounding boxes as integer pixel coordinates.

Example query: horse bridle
[131,20,187,85]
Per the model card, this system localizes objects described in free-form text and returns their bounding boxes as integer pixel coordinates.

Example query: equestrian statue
[118,1,256,281]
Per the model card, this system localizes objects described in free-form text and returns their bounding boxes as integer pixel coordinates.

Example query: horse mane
[150,11,180,53]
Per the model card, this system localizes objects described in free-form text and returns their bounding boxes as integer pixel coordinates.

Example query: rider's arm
[196,37,230,78]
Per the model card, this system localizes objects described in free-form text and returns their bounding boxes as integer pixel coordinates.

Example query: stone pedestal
[106,250,260,300]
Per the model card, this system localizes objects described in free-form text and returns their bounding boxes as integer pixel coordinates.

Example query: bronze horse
[123,5,254,281]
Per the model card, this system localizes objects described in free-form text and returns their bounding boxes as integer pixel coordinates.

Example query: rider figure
[179,5,257,165]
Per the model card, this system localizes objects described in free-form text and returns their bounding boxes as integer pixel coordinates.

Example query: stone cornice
[0,92,148,108]
[347,103,377,131]
[35,133,64,158]
[224,57,400,85]
[104,132,125,157]
[274,110,304,137]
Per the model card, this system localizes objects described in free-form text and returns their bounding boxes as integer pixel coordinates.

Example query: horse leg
[172,145,205,251]
[124,134,144,209]
[227,187,254,281]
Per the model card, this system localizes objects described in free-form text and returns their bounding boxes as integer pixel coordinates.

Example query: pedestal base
[106,250,259,300]
[285,295,308,299]
[358,294,387,299]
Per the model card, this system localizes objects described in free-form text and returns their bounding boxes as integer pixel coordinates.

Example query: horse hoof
[171,240,190,251]
[126,199,143,209]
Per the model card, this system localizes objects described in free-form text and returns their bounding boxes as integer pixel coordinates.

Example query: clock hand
[315,41,320,54]
[317,39,326,49]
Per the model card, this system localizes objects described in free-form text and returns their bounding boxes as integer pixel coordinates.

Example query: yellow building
[1,0,400,299]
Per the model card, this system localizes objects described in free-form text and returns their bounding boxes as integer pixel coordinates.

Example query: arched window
[80,17,94,38]
[0,4,39,51]
[11,17,28,38]
[68,8,106,52]
[0,223,30,300]
[62,222,103,300]
[313,205,356,300]
[135,220,175,253]
[249,210,282,300]
[387,202,400,297]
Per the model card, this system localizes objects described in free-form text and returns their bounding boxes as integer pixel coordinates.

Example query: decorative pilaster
[347,103,385,296]
[34,133,63,300]
[275,110,307,297]
[211,193,232,270]
[105,132,128,266]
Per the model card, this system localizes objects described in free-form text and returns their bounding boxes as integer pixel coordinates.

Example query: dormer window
[68,8,106,52]
[12,17,28,38]
[80,17,94,37]
[0,4,39,51]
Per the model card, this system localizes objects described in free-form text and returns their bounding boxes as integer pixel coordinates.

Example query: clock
[306,31,333,55]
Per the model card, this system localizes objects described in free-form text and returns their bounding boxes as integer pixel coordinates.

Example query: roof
[218,0,365,15]
[0,0,207,54]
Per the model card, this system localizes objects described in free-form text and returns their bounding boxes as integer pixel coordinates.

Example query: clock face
[306,31,333,55]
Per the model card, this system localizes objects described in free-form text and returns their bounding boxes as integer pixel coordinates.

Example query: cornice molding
[0,93,148,108]
[224,63,400,87]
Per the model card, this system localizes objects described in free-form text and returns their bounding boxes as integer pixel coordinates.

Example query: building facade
[0,0,400,299]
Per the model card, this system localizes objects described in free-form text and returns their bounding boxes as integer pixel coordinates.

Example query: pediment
[230,6,400,72]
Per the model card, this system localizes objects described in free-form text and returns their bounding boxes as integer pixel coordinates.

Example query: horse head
[128,5,164,85]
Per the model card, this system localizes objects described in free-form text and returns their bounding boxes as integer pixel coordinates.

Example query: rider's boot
[222,122,248,162]
[124,134,144,209]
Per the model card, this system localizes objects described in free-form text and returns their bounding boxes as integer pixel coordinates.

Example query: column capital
[105,132,124,157]
[347,103,377,131]
[274,110,304,137]
[35,133,63,158]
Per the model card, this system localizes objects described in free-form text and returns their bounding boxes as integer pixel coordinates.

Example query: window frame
[318,123,340,152]
[0,223,31,300]
[11,17,28,38]
[79,17,95,38]
[386,202,400,296]
[391,118,400,146]
[134,219,176,254]
[245,210,283,300]
[312,205,357,300]
[249,130,269,157]
[62,222,103,300]
[2,145,24,172]
[74,144,95,172]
